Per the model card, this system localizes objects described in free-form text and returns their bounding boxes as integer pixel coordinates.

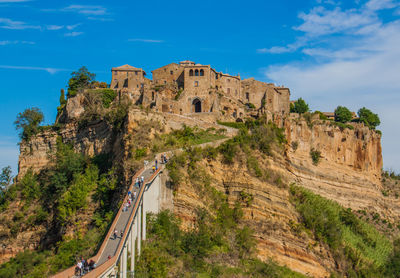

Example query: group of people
[113,229,123,240]
[135,176,145,188]
[75,257,96,276]
[151,154,168,173]
[123,190,137,212]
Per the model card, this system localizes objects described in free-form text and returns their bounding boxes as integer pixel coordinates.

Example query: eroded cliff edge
[13,108,397,277]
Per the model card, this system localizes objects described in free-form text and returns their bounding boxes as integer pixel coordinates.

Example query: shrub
[67,66,96,98]
[291,98,309,114]
[310,148,321,165]
[14,107,44,140]
[291,141,299,151]
[358,107,380,129]
[334,106,352,123]
[246,102,256,109]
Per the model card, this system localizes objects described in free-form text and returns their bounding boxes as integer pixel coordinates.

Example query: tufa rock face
[284,119,400,225]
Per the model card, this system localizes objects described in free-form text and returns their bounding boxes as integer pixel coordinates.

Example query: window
[123,79,128,88]
[227,88,231,94]
[194,81,199,87]
[136,84,139,88]
[135,71,138,75]
[170,70,173,75]
[164,81,167,84]
[189,69,194,76]
[195,69,199,76]
[246,92,249,100]
[235,89,237,95]
[152,92,154,100]
[200,69,204,76]
[228,79,230,83]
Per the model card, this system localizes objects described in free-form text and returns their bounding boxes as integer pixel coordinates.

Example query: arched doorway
[192,98,201,113]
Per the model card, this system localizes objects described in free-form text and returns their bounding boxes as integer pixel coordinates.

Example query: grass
[290,185,392,276]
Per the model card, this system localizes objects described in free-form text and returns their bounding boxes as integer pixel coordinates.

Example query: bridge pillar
[142,201,146,241]
[137,202,141,255]
[123,244,128,278]
[130,221,136,276]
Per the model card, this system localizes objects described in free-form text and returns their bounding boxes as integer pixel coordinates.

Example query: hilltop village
[109,60,291,122]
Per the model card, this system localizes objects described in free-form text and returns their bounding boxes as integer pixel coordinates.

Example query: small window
[200,69,204,76]
[170,70,173,75]
[194,81,199,87]
[164,81,167,84]
[141,83,144,88]
[135,71,138,75]
[152,92,155,100]
[136,84,139,88]
[246,92,249,100]
[189,69,194,76]
[227,88,231,94]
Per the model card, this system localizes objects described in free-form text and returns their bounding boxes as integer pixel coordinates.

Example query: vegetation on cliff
[0,139,117,277]
[138,124,304,277]
[14,107,44,140]
[290,185,400,277]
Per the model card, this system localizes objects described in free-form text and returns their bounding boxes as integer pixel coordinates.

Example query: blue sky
[0,0,399,176]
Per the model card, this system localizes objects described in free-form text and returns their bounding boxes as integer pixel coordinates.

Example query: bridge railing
[52,166,162,278]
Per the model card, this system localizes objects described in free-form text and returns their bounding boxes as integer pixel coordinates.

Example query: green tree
[0,166,12,194]
[67,66,96,98]
[334,106,352,123]
[59,89,66,106]
[292,98,309,114]
[358,107,380,129]
[14,108,44,140]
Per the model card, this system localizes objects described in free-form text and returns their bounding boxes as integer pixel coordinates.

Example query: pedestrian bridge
[52,138,231,278]
[52,163,165,278]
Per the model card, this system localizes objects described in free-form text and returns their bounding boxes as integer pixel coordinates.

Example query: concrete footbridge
[52,138,232,278]
[53,160,165,278]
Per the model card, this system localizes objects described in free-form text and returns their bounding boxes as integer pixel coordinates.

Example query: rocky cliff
[12,97,397,277]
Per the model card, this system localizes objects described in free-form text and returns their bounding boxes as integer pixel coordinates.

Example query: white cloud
[46,24,64,30]
[264,17,400,171]
[63,5,107,15]
[66,23,81,30]
[366,0,398,11]
[0,65,68,74]
[64,31,83,37]
[0,40,34,45]
[128,38,164,43]
[295,6,376,36]
[0,17,40,30]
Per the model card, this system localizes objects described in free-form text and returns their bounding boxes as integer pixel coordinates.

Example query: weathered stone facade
[111,61,290,121]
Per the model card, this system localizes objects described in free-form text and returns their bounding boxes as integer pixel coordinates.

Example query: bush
[291,98,309,114]
[291,141,299,151]
[358,107,380,129]
[246,103,256,109]
[334,106,352,123]
[310,148,321,165]
[14,107,44,140]
[67,66,96,98]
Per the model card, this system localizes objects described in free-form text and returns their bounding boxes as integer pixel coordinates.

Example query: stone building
[110,60,290,122]
[241,78,290,116]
